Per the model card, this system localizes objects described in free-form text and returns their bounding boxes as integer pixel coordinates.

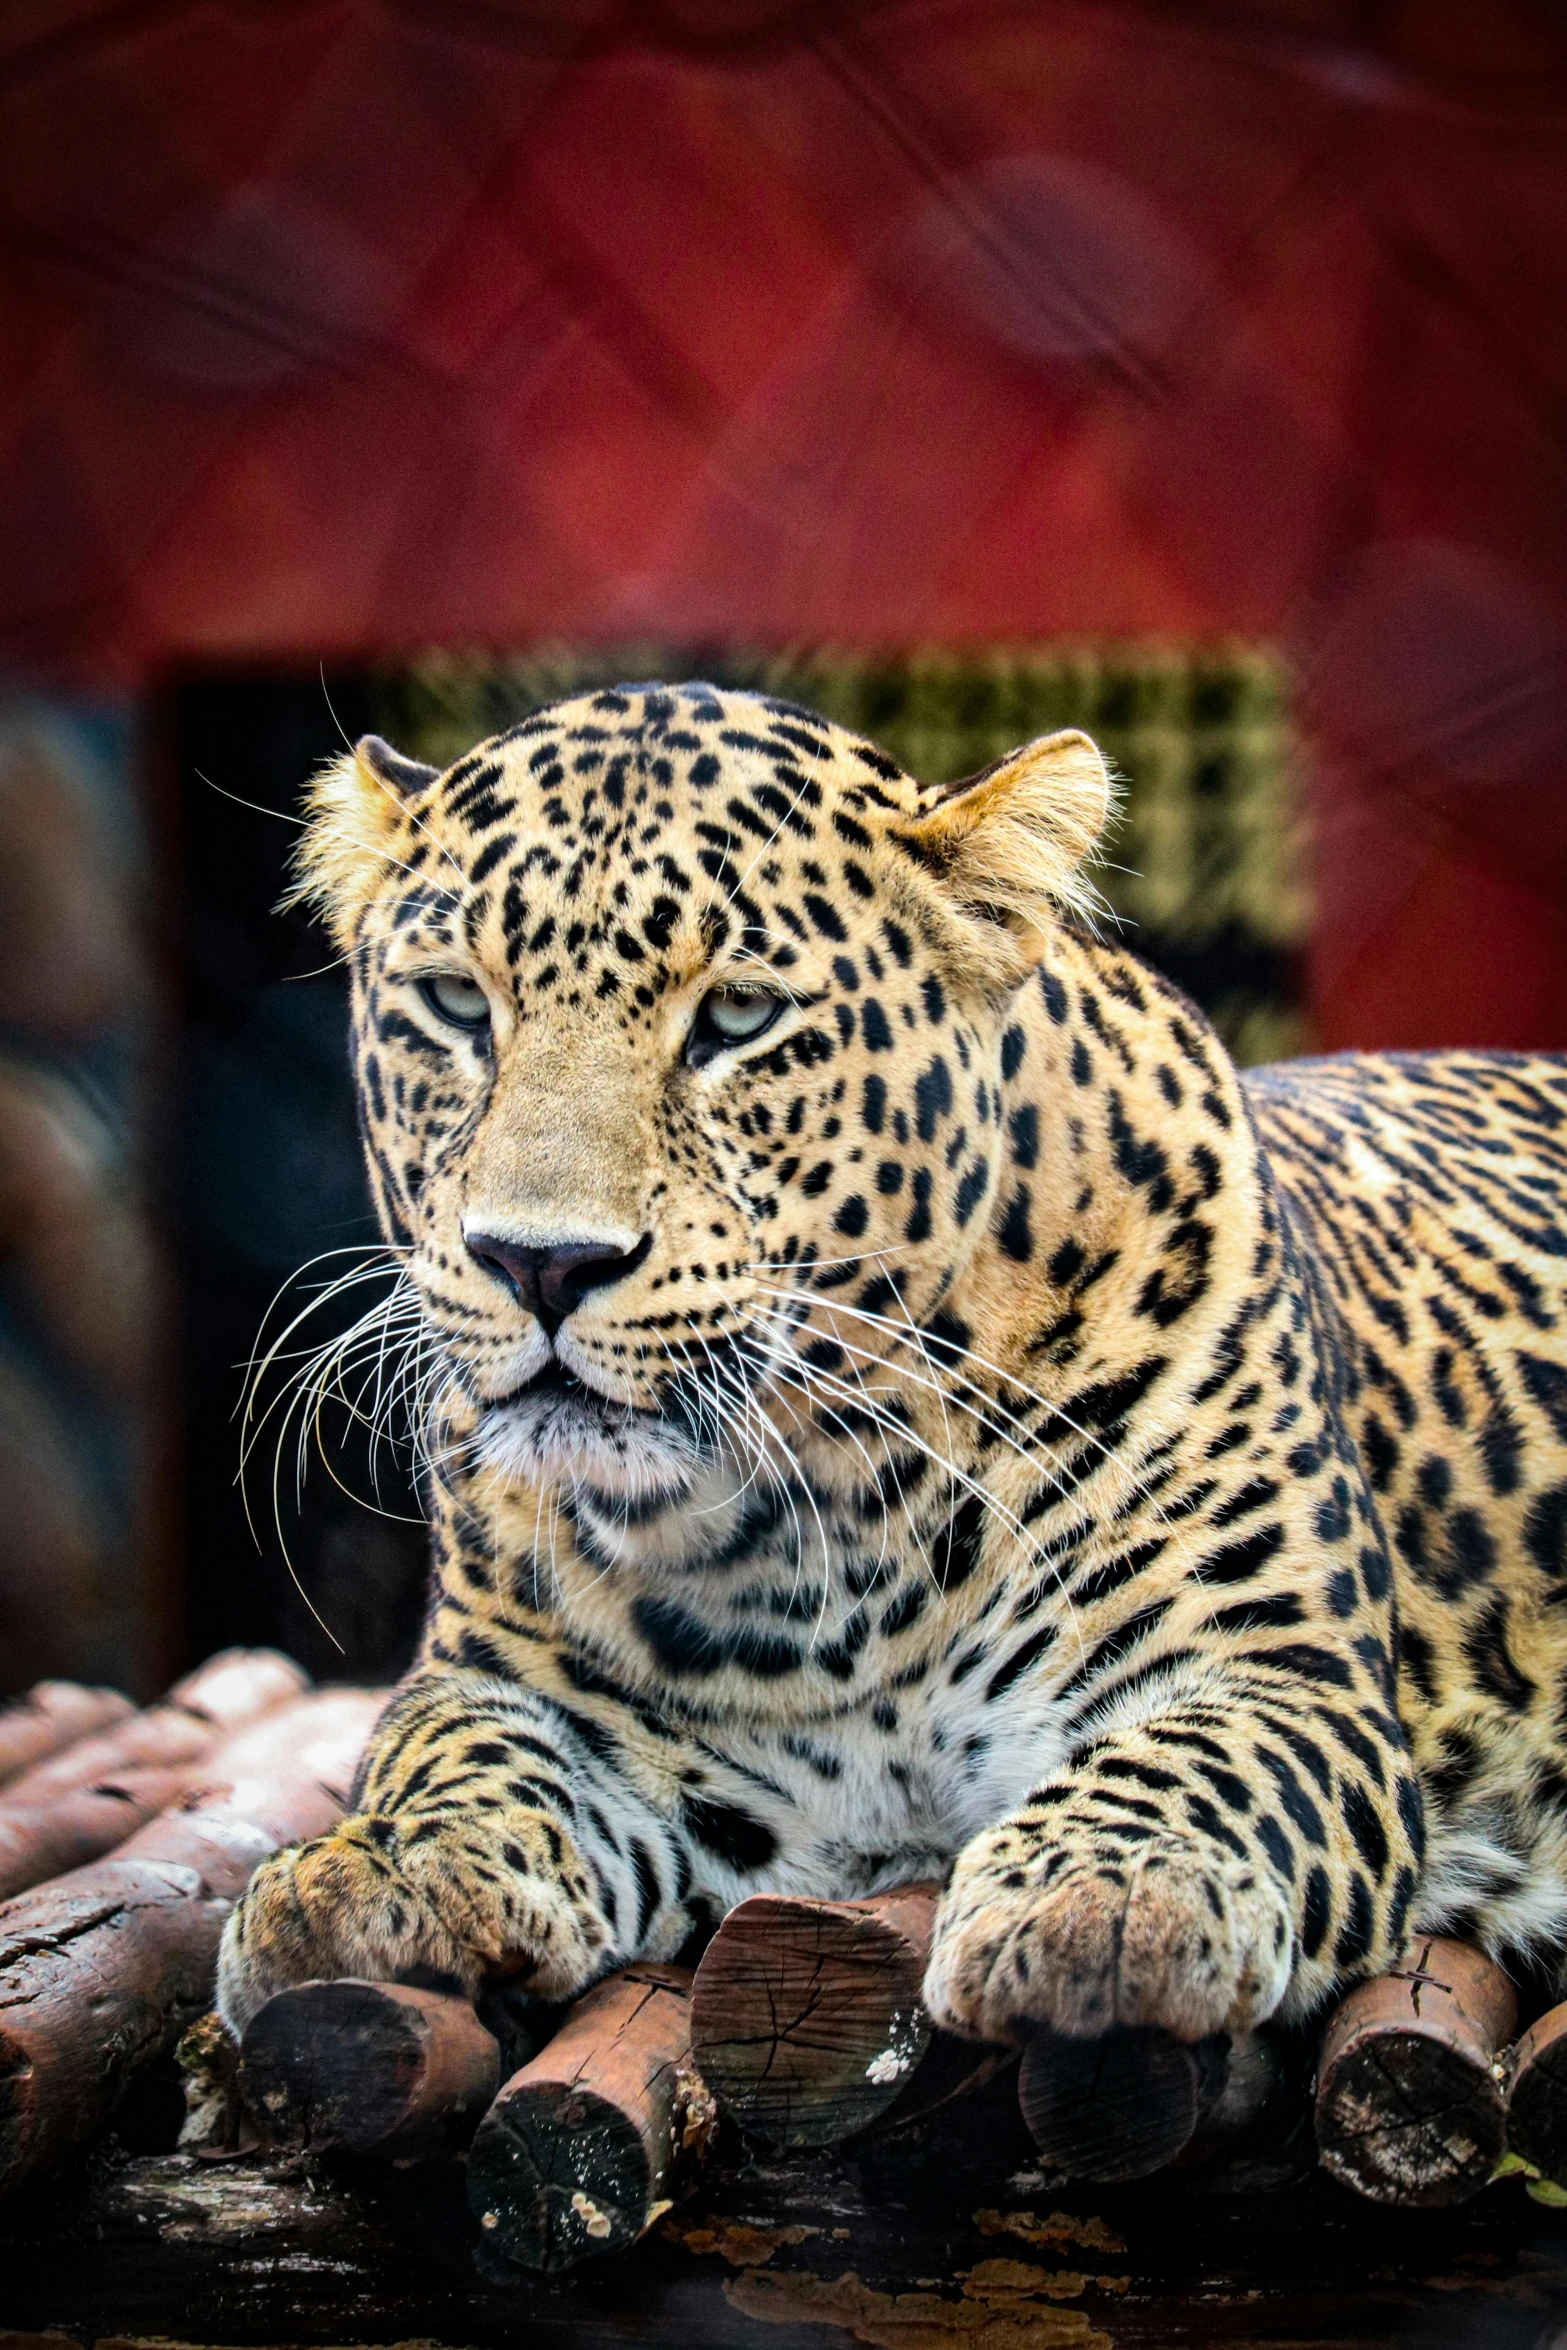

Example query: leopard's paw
[215,1807,608,2036]
[925,1821,1293,2045]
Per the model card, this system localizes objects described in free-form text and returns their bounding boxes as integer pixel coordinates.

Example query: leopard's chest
[557,1482,1099,1892]
[670,1643,1077,1899]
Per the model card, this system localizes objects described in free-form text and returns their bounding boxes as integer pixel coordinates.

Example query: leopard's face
[311,685,1110,1507]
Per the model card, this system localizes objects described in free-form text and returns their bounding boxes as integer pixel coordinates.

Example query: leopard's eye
[420,972,491,1032]
[706,986,782,1040]
[687,984,784,1067]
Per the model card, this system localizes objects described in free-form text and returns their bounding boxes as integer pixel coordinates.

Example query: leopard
[217,680,1567,2068]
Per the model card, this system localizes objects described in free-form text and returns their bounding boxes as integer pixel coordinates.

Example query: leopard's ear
[897,729,1116,962]
[288,735,439,950]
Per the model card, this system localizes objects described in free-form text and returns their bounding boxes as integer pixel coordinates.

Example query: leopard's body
[219,684,1567,2053]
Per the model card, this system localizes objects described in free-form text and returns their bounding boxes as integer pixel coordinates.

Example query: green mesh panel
[380,646,1306,1067]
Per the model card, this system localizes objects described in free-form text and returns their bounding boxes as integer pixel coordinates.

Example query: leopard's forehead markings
[378,684,917,1003]
[405,684,909,886]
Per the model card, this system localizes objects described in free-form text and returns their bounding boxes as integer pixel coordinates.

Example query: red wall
[3,1,1565,1049]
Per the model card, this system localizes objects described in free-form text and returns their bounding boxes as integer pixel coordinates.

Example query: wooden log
[239,1979,503,2158]
[1020,2025,1206,2180]
[0,1647,310,1902]
[0,1680,133,1789]
[1313,1937,1517,2206]
[466,1963,713,2271]
[0,1766,209,1902]
[1505,2000,1567,2184]
[1018,2024,1284,2182]
[0,1685,380,2201]
[162,1646,313,1735]
[0,1646,309,1802]
[690,1885,946,2148]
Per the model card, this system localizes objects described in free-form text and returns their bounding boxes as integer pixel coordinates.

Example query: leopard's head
[299,684,1112,1507]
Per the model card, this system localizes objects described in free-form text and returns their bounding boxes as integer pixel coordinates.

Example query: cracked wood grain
[691,1885,999,2150]
[466,1961,712,2271]
[1314,1936,1517,2206]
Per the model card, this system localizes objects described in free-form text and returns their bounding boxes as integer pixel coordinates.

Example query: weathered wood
[0,1679,133,1788]
[690,1884,944,2147]
[0,1763,205,1901]
[1018,2023,1284,2181]
[0,1684,379,2200]
[0,1645,309,1802]
[0,1647,310,1901]
[1314,1936,1517,2206]
[240,1978,503,2157]
[1020,2024,1202,2179]
[467,1962,713,2271]
[1506,1998,1567,2184]
[5,2114,1566,2347]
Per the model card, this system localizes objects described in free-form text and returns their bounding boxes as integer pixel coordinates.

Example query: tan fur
[215,685,1567,2065]
[287,743,425,952]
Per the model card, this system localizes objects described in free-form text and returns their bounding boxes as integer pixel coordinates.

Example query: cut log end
[470,2077,654,2267]
[1506,2002,1567,2184]
[1018,2025,1205,2181]
[239,1979,501,2158]
[467,1963,706,2274]
[691,1886,937,2149]
[1316,2032,1506,2206]
[1315,1939,1517,2208]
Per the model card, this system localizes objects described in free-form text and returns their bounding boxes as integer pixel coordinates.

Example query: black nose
[464,1232,650,1335]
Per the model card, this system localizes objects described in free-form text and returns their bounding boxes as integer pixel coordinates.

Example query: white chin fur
[474,1387,699,1502]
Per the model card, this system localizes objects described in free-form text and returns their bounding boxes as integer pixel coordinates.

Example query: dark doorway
[172,671,427,1684]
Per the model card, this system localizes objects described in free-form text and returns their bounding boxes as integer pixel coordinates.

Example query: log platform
[0,1685,380,2201]
[0,1667,1565,2344]
[2,2074,1564,2348]
[0,1647,309,1901]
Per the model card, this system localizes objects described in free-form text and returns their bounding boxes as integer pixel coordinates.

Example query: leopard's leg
[217,1669,697,2035]
[926,1682,1424,2045]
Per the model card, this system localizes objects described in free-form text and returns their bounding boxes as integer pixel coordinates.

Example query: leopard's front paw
[216,1808,608,2036]
[925,1820,1293,2045]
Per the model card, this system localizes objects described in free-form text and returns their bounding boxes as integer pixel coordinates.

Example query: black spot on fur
[930,1492,986,1593]
[682,1794,777,1872]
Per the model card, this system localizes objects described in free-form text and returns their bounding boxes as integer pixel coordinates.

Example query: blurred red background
[0,0,1565,1690]
[3,0,1566,1049]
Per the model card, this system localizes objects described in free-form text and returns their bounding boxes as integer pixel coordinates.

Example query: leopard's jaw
[472,1375,704,1502]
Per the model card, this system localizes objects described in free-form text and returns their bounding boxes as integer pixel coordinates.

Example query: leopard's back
[1248,1049,1567,1947]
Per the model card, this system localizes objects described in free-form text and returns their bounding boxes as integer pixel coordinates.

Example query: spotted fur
[218,684,1567,2055]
